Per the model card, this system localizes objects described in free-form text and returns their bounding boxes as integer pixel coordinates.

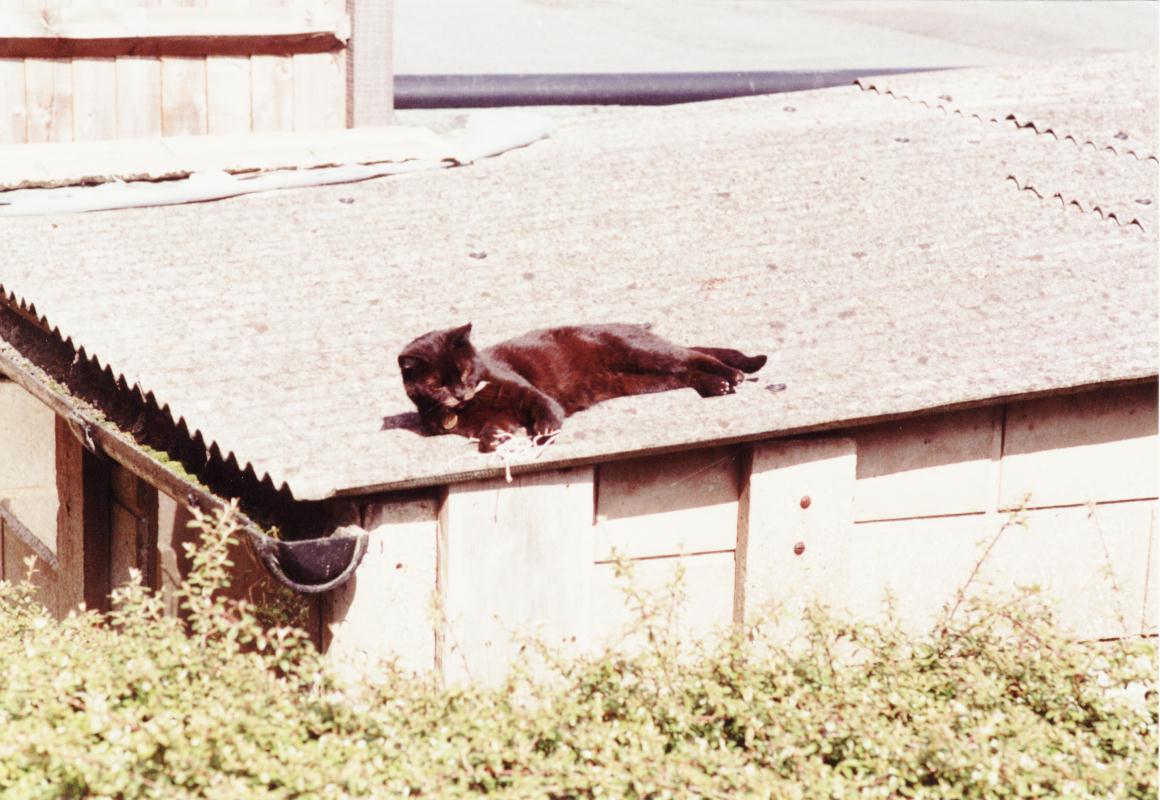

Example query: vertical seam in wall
[988,403,1007,515]
[68,57,76,142]
[22,57,30,143]
[433,484,448,682]
[202,55,209,135]
[249,54,258,133]
[113,55,120,141]
[1141,506,1156,633]
[591,463,600,528]
[732,444,754,625]
[158,56,165,137]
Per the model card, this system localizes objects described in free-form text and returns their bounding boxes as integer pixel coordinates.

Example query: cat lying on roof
[398,323,767,452]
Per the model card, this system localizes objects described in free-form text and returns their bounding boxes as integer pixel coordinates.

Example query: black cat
[398,323,767,452]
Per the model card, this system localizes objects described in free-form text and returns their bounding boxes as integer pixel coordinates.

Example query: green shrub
[0,503,1154,799]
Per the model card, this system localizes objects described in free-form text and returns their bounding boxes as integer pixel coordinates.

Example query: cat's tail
[691,346,767,373]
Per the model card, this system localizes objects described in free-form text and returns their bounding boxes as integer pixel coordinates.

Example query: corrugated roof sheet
[1,54,1156,501]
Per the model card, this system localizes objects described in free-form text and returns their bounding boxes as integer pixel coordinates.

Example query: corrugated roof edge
[0,282,332,538]
[2,272,1155,506]
[0,294,370,592]
[854,76,1160,163]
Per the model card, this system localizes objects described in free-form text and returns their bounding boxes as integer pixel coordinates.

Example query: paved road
[393,0,1156,74]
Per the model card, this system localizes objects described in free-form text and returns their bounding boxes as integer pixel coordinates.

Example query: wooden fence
[0,0,390,144]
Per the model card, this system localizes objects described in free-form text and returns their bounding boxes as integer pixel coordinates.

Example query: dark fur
[398,323,767,452]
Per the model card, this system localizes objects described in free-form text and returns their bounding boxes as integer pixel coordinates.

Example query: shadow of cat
[380,411,422,433]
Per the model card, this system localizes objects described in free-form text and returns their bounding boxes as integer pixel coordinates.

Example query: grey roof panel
[1,55,1156,500]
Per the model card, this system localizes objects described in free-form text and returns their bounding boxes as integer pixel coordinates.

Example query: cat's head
[398,323,486,413]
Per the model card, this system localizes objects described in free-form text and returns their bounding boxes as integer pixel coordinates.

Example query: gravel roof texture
[1,54,1156,500]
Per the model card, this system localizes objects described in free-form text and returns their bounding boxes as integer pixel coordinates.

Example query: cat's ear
[398,355,423,376]
[450,322,473,344]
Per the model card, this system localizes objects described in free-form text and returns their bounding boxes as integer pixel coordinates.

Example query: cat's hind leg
[592,327,748,395]
[690,347,767,374]
[689,370,739,397]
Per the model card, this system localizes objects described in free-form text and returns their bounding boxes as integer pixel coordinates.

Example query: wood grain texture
[160,55,206,136]
[0,6,348,57]
[205,54,251,133]
[54,416,110,614]
[0,59,27,143]
[2,529,59,612]
[115,55,162,137]
[439,467,594,685]
[24,57,72,141]
[109,462,158,590]
[71,57,118,140]
[293,49,344,131]
[249,53,293,131]
[155,490,191,615]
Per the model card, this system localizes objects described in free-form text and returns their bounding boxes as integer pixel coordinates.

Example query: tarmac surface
[392,1,1158,128]
[393,0,1156,73]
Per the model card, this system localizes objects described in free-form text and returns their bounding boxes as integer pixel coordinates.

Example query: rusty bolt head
[800,495,812,509]
[793,542,806,556]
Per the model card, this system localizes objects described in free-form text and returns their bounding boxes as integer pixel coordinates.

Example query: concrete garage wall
[0,378,60,611]
[324,381,1159,684]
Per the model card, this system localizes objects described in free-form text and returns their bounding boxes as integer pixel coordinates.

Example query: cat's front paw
[528,397,565,437]
[478,420,520,452]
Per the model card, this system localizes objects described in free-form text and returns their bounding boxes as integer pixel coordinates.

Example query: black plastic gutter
[394,68,953,109]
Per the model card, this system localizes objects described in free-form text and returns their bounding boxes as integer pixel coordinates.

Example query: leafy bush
[0,504,1154,799]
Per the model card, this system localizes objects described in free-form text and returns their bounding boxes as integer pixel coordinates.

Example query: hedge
[0,503,1155,799]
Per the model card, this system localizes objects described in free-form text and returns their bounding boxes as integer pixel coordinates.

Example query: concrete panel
[0,486,58,554]
[849,500,1157,638]
[1001,384,1158,509]
[0,381,55,488]
[848,514,994,631]
[594,446,741,561]
[0,381,57,551]
[739,437,856,625]
[853,406,1000,522]
[590,551,735,651]
[440,466,594,685]
[324,495,439,679]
